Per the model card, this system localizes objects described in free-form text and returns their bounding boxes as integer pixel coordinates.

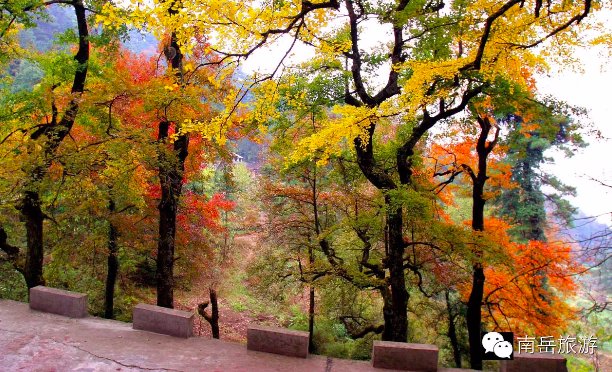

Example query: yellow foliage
[288,105,375,165]
[93,0,610,167]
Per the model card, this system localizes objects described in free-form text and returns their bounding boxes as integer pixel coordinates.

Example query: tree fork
[198,288,220,339]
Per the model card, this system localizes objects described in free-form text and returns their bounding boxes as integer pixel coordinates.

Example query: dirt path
[175,233,279,342]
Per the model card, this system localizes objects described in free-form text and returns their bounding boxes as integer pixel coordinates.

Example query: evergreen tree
[497,109,585,241]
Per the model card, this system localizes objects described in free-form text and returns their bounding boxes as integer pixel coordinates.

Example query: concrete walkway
[0,300,390,372]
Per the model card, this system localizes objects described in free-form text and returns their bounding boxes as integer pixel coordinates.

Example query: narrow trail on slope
[175,232,279,342]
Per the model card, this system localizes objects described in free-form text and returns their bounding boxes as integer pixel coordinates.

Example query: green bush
[566,356,595,372]
[0,262,27,302]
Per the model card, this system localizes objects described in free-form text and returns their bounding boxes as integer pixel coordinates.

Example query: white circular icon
[493,341,513,358]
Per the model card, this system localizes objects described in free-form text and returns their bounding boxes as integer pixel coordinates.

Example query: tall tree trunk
[465,116,498,370]
[19,1,89,290]
[308,165,318,351]
[467,182,486,370]
[384,202,409,342]
[155,0,190,307]
[156,130,188,308]
[155,23,189,308]
[354,124,409,342]
[104,199,119,319]
[466,265,485,369]
[22,190,45,289]
[156,155,177,308]
[308,242,315,352]
[446,291,462,368]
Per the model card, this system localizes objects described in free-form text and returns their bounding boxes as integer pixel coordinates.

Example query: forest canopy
[1,0,611,370]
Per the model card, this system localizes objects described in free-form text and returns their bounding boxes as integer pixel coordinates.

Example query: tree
[155,33,188,308]
[261,163,329,351]
[1,19,240,316]
[497,107,585,242]
[435,113,501,369]
[98,42,240,309]
[0,1,91,290]
[428,95,587,367]
[428,105,506,367]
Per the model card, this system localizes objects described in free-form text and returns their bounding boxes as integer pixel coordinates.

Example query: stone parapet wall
[29,286,88,318]
[247,324,310,358]
[133,303,194,338]
[23,287,571,371]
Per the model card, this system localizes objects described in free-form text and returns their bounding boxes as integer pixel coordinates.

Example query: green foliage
[287,305,308,330]
[226,265,275,316]
[566,356,596,372]
[496,117,580,240]
[0,262,27,301]
[313,319,374,360]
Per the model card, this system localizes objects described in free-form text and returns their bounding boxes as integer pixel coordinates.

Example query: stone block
[29,286,88,318]
[500,353,568,372]
[247,325,309,358]
[372,341,438,371]
[133,303,194,338]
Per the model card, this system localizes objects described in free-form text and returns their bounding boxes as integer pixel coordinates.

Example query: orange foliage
[457,218,581,337]
[428,134,514,204]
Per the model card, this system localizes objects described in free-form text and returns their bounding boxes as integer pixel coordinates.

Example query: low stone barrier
[132,303,194,338]
[500,353,568,372]
[246,325,309,358]
[372,341,438,371]
[29,286,88,318]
